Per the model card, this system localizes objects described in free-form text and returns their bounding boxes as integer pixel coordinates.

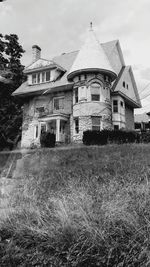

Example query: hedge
[83,129,140,145]
[40,131,56,148]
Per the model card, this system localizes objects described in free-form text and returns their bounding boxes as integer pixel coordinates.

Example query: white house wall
[114,67,138,103]
[112,95,126,129]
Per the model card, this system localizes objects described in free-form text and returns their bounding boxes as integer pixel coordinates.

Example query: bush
[140,131,150,143]
[40,131,56,148]
[83,129,140,145]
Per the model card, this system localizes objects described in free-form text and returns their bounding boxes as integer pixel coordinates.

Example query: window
[123,81,125,88]
[91,83,100,101]
[127,84,128,89]
[41,123,46,134]
[35,125,38,138]
[75,88,78,103]
[92,116,101,131]
[36,107,45,113]
[120,101,124,107]
[31,70,51,84]
[74,118,79,134]
[92,94,100,101]
[135,123,141,130]
[42,72,45,82]
[46,71,50,82]
[79,86,87,101]
[32,74,37,84]
[113,100,118,113]
[37,73,40,83]
[53,97,64,110]
[114,125,119,130]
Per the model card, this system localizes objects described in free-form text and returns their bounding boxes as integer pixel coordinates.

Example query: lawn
[0,144,150,266]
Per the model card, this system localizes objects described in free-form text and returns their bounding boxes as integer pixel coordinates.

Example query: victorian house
[13,25,141,148]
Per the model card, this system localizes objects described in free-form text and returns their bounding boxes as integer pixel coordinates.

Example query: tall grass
[1,144,150,266]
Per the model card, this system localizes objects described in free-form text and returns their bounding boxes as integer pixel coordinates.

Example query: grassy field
[1,144,150,266]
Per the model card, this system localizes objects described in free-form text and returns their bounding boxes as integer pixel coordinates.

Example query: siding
[125,104,134,130]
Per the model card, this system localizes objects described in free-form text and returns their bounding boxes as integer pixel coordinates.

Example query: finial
[90,22,93,30]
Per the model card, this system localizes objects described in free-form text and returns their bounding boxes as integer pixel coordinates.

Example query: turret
[68,23,117,142]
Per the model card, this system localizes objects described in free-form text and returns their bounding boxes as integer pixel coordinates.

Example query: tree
[0,34,25,150]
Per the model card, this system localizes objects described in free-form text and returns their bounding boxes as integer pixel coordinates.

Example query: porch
[39,114,69,143]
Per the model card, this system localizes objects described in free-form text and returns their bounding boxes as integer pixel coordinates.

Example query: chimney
[32,45,41,63]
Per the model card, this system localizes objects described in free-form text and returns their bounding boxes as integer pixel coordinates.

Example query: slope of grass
[1,144,150,266]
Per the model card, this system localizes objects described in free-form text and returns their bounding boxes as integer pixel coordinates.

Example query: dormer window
[46,70,50,82]
[32,74,37,84]
[31,70,51,84]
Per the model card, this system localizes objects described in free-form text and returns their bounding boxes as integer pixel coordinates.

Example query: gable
[25,59,55,72]
[114,66,141,107]
[24,58,66,74]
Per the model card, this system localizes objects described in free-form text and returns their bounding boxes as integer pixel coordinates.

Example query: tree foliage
[0,34,25,150]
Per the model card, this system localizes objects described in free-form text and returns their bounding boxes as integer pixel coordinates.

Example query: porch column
[56,118,60,142]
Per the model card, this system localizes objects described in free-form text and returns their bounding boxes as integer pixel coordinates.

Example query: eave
[13,83,73,98]
[111,91,141,108]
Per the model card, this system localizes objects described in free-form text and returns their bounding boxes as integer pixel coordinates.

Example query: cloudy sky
[0,0,150,113]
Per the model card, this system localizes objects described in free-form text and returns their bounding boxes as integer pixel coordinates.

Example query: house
[13,25,141,148]
[134,112,150,132]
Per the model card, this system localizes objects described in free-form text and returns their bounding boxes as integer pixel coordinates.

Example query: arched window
[90,83,101,101]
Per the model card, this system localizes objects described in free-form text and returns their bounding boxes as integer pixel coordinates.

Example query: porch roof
[38,113,69,122]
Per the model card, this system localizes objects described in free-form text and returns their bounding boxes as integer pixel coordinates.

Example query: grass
[1,144,150,266]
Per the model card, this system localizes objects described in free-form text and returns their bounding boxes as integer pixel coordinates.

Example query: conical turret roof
[67,25,117,81]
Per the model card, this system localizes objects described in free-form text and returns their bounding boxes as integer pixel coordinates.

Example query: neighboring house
[13,25,141,148]
[134,113,150,132]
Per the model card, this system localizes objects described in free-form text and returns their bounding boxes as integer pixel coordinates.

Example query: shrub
[140,131,150,143]
[40,131,56,148]
[83,129,140,145]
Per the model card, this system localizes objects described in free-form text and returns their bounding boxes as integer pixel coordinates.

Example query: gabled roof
[24,58,66,74]
[112,66,141,108]
[67,28,117,81]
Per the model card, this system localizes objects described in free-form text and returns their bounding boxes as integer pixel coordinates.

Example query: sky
[0,0,150,113]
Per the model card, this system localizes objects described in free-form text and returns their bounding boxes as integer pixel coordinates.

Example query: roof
[67,28,117,81]
[112,66,141,108]
[24,58,66,73]
[13,36,138,105]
